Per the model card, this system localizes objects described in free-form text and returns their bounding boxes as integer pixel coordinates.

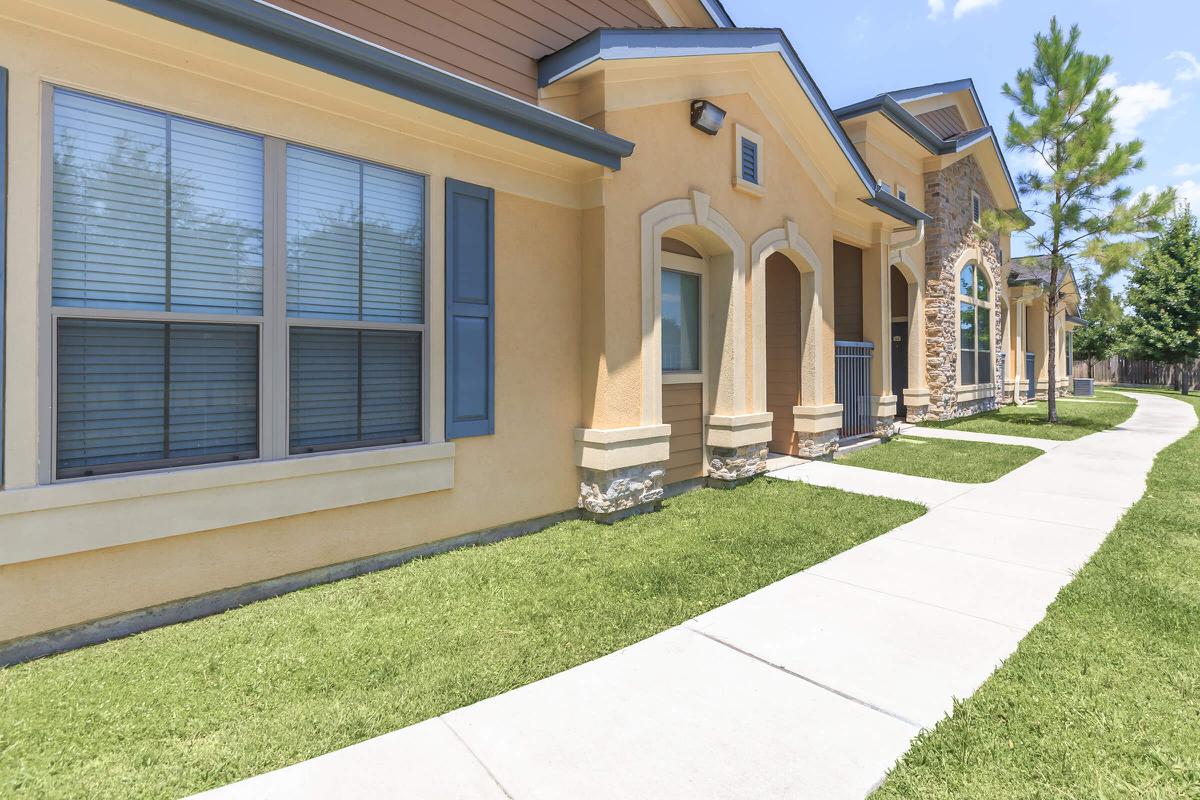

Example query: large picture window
[958,262,993,386]
[49,88,426,480]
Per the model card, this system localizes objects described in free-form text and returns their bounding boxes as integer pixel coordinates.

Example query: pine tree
[1123,208,1200,394]
[997,18,1175,421]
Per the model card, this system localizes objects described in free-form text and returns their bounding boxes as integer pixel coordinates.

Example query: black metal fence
[835,341,874,439]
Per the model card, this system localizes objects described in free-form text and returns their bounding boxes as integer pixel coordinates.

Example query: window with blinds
[286,145,425,453]
[56,319,258,477]
[48,88,428,480]
[51,89,264,478]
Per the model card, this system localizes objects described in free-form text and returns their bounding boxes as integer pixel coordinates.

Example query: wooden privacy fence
[1074,356,1200,388]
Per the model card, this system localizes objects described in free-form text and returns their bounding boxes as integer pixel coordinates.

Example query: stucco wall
[589,93,844,425]
[0,6,586,642]
[1,190,584,642]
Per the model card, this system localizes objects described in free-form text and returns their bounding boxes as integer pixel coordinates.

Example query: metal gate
[1025,352,1036,399]
[836,341,874,439]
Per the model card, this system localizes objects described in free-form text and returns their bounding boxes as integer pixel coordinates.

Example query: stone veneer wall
[922,155,1004,420]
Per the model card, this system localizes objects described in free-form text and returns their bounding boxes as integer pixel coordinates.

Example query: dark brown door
[766,254,802,454]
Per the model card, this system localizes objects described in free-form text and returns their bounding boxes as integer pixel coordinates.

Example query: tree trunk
[1046,286,1058,423]
[1183,362,1191,396]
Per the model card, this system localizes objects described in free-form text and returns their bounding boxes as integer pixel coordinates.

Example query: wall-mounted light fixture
[690,99,726,136]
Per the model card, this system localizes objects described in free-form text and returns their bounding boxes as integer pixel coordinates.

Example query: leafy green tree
[1122,207,1200,394]
[995,18,1176,420]
[1072,271,1123,378]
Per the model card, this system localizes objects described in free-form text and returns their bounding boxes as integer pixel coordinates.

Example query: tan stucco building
[0,0,1075,660]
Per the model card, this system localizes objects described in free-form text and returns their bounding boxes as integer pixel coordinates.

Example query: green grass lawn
[0,479,922,800]
[873,391,1200,799]
[837,436,1043,483]
[918,389,1137,441]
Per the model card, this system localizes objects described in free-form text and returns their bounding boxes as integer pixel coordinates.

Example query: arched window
[959,263,993,385]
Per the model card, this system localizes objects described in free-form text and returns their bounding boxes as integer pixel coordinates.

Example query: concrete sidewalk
[194,392,1195,800]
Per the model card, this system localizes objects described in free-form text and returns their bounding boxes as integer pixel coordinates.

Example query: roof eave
[838,80,1021,210]
[863,190,933,226]
[538,28,877,194]
[114,0,635,170]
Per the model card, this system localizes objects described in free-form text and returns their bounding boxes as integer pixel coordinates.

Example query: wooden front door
[766,254,802,454]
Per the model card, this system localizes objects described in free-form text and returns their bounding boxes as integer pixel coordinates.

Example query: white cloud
[1100,73,1174,140]
[927,0,945,18]
[1173,163,1200,178]
[1167,50,1200,81]
[1140,182,1200,213]
[953,0,1001,19]
[1175,181,1200,211]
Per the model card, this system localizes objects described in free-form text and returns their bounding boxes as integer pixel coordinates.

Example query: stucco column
[575,204,669,522]
[863,239,897,436]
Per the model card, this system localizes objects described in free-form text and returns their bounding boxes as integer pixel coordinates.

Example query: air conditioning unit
[1073,377,1095,396]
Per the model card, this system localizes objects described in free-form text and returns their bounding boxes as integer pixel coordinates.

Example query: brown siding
[834,241,864,342]
[273,0,665,102]
[663,382,703,483]
[766,254,802,454]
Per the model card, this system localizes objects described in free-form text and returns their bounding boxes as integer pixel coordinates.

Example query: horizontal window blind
[286,146,424,323]
[57,319,258,477]
[52,89,263,314]
[289,327,421,453]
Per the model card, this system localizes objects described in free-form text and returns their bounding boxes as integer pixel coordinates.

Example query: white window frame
[971,190,982,225]
[733,123,765,197]
[38,84,432,484]
[956,261,994,388]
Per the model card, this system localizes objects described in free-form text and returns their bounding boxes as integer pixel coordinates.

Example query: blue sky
[725,0,1200,281]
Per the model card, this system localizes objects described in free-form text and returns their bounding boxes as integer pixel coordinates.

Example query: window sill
[0,442,455,565]
[733,177,766,198]
[956,384,996,401]
[663,370,703,385]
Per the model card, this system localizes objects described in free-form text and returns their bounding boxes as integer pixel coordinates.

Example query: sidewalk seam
[684,625,924,730]
[802,572,1031,632]
[439,717,515,800]
[882,535,1080,577]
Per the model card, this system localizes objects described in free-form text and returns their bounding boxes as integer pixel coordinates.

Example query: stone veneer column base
[902,388,932,423]
[871,396,899,439]
[707,442,770,488]
[575,425,671,525]
[793,404,843,460]
[578,463,666,523]
[705,413,773,489]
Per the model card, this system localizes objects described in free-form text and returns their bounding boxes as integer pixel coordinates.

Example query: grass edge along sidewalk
[918,389,1136,441]
[873,390,1200,799]
[837,436,1043,483]
[0,478,922,800]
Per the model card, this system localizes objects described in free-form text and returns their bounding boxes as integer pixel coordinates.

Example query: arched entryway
[766,252,802,454]
[762,248,818,455]
[660,236,707,484]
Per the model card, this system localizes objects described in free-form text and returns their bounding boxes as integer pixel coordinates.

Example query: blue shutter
[0,66,7,484]
[444,179,494,438]
[741,138,758,184]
